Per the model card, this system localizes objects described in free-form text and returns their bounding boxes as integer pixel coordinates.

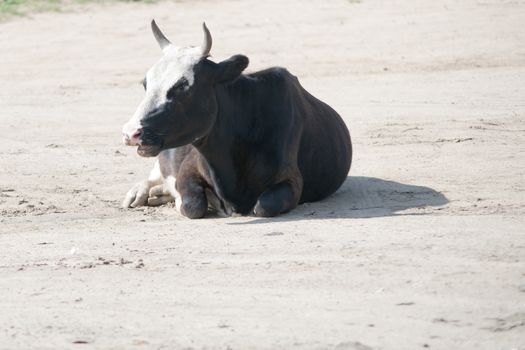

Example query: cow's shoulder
[247,67,298,87]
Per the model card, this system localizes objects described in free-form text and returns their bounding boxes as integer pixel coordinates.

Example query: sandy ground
[0,0,524,349]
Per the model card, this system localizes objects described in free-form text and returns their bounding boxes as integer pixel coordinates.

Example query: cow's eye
[167,78,188,99]
[141,77,147,91]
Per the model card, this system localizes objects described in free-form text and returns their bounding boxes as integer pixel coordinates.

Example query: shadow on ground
[230,176,448,224]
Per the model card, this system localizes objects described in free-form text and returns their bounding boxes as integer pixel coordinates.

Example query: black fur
[137,56,352,218]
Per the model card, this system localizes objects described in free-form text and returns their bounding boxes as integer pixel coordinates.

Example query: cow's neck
[194,75,255,158]
[192,76,259,211]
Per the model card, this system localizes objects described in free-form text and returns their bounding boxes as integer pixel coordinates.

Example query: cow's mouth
[137,144,161,157]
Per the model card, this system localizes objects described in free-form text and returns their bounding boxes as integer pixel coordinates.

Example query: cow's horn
[151,19,171,50]
[201,22,212,57]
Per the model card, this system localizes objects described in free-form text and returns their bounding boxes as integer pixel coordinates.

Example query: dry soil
[0,0,524,349]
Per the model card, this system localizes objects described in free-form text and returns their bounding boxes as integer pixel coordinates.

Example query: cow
[122,20,352,218]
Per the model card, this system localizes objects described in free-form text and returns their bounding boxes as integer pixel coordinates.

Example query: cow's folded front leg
[253,179,302,217]
[147,183,175,206]
[123,158,164,208]
[169,171,208,220]
[179,184,207,219]
[122,180,153,208]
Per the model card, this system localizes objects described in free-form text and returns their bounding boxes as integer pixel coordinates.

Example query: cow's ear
[215,55,249,83]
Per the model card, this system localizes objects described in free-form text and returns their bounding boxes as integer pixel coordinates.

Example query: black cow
[122,21,352,218]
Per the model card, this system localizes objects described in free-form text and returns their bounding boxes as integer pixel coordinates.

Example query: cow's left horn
[151,19,171,50]
[201,22,212,57]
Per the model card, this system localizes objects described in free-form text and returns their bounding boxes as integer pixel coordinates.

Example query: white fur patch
[123,45,202,138]
[165,175,182,212]
[157,148,182,212]
[147,159,163,186]
[152,45,202,94]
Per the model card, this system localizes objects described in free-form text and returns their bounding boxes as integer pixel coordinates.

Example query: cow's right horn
[151,19,171,50]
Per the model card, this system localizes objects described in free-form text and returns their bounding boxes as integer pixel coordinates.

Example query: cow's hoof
[147,184,175,206]
[122,180,151,208]
[147,195,173,206]
[253,200,280,217]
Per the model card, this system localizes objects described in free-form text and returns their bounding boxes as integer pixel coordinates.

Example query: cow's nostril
[132,129,142,140]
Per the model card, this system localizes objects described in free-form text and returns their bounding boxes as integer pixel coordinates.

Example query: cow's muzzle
[122,128,142,146]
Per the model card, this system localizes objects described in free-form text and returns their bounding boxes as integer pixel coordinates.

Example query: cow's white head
[122,20,249,157]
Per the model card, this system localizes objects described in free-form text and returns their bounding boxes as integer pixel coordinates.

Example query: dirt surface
[1,0,524,349]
